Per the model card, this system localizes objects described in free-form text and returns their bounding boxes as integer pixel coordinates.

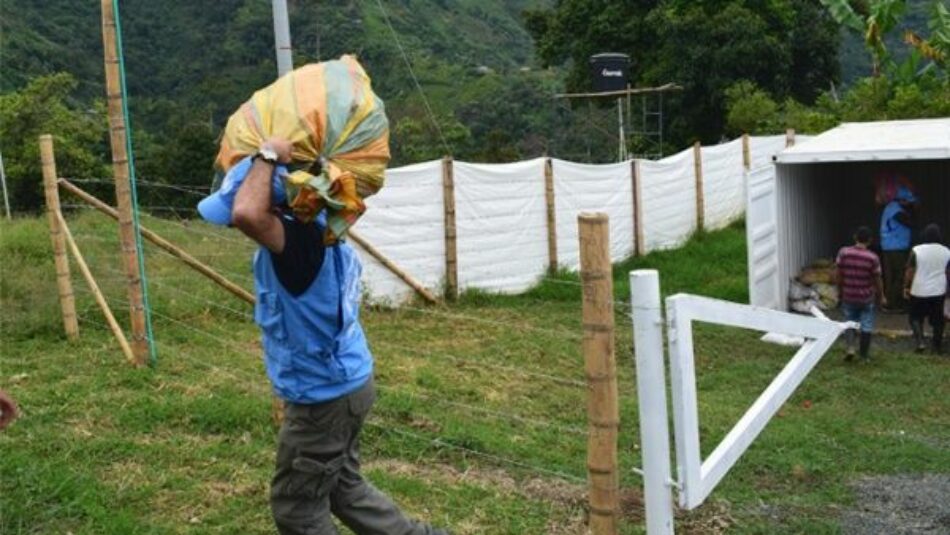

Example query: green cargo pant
[271,379,446,535]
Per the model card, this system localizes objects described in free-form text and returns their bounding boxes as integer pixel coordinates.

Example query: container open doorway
[746,118,950,313]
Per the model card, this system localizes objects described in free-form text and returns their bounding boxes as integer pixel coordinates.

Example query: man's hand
[0,389,18,430]
[880,296,888,308]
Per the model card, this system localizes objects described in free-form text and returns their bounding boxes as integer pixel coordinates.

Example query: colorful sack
[215,55,389,243]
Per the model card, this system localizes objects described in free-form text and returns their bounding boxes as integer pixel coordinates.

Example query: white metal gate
[746,165,781,309]
[629,269,855,533]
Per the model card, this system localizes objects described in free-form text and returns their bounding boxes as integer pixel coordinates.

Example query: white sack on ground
[551,159,635,270]
[454,159,549,293]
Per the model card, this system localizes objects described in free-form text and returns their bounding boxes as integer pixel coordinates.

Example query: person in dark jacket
[879,186,918,310]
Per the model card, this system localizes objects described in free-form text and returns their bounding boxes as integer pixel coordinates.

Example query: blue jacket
[880,200,911,251]
[253,235,373,404]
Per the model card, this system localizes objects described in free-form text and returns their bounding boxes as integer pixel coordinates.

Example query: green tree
[724,81,779,136]
[820,0,908,76]
[526,0,841,144]
[0,73,109,212]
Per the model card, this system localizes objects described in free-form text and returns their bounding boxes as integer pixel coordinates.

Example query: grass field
[1,209,948,534]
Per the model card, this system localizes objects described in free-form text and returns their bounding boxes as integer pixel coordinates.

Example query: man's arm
[232,138,292,253]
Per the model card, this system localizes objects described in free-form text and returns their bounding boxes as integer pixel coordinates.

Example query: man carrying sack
[198,57,448,535]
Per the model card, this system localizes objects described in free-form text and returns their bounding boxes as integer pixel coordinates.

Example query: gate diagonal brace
[664,294,854,510]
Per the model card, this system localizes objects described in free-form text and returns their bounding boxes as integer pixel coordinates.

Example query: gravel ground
[841,474,950,534]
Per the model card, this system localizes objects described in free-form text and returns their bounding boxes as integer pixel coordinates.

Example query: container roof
[775,118,950,164]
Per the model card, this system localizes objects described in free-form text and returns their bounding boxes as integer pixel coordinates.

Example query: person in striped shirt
[836,226,887,361]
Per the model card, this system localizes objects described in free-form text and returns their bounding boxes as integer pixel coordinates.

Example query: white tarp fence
[454,159,549,293]
[552,159,634,271]
[355,135,793,303]
[701,138,746,230]
[355,160,445,305]
[640,149,697,251]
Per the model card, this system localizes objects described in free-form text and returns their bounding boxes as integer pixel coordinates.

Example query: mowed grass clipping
[1,210,948,534]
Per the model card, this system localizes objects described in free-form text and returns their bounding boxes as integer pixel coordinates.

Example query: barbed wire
[72,288,590,464]
[372,339,585,388]
[75,302,591,489]
[366,422,587,484]
[374,383,586,436]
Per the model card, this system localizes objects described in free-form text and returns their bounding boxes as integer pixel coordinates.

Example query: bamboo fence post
[101,0,147,365]
[786,128,796,147]
[39,136,79,340]
[442,156,458,301]
[742,133,751,170]
[58,179,255,304]
[56,210,136,364]
[578,213,620,535]
[544,157,558,274]
[631,159,644,256]
[693,141,704,232]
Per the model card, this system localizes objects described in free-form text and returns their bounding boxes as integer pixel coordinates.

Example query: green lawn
[1,211,947,534]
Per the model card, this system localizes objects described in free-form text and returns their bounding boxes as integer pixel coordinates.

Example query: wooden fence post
[742,133,751,170]
[785,128,796,147]
[632,159,644,257]
[101,0,147,365]
[693,141,705,232]
[56,210,136,364]
[544,158,558,274]
[442,156,458,301]
[579,213,620,535]
[39,135,79,340]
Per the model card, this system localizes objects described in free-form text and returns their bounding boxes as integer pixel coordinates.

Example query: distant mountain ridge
[1,1,544,118]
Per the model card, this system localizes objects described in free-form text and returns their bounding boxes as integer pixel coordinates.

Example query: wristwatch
[254,146,279,166]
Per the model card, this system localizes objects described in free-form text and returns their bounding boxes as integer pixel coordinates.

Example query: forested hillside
[0,1,945,213]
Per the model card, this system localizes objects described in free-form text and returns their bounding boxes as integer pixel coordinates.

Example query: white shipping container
[747,118,950,310]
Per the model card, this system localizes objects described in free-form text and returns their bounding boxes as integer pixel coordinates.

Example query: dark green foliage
[2,0,604,210]
[0,73,110,212]
[526,0,841,143]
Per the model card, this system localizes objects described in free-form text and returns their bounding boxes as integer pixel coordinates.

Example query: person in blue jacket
[198,138,447,535]
[879,186,918,310]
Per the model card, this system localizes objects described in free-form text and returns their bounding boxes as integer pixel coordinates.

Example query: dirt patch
[367,459,739,534]
[841,474,950,534]
[367,459,589,533]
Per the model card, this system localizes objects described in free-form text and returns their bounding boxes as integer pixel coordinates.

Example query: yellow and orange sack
[215,55,389,243]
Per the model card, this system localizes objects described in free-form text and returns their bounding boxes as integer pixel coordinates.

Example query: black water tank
[589,53,630,93]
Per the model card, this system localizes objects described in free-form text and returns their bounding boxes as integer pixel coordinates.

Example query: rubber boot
[910,319,926,353]
[859,332,872,361]
[933,324,944,355]
[844,329,856,361]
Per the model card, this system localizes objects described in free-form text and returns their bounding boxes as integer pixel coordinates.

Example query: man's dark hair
[854,226,872,244]
[921,223,942,244]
